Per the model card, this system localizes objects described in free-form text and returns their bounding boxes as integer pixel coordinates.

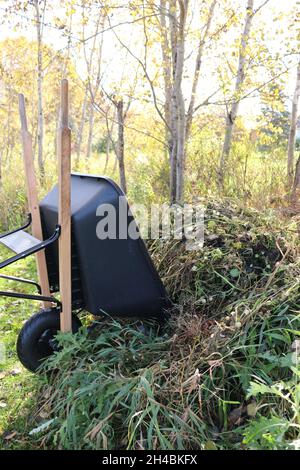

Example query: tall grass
[26,200,300,450]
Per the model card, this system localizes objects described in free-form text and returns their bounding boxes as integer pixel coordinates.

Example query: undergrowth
[1,200,300,449]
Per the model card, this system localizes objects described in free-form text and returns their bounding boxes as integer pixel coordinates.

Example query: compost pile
[150,199,298,345]
[30,200,300,450]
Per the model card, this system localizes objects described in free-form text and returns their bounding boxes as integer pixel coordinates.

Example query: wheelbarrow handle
[0,290,61,309]
[0,213,32,239]
[0,274,42,294]
[0,225,61,270]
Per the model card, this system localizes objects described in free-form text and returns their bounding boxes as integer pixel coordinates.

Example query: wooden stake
[18,94,51,309]
[57,79,72,332]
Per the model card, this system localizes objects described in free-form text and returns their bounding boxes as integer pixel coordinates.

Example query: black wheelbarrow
[0,80,169,372]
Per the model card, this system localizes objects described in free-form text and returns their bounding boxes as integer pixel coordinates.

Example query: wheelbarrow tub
[39,174,168,318]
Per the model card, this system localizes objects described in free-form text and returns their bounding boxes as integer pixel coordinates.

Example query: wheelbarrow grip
[0,225,61,270]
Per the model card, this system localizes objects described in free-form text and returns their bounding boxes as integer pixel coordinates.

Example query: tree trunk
[287,57,300,189]
[117,99,127,193]
[0,150,2,187]
[34,0,45,177]
[75,86,88,168]
[169,0,178,203]
[159,0,172,160]
[76,12,102,168]
[104,138,110,173]
[5,85,12,165]
[291,153,300,202]
[185,0,216,140]
[174,0,188,204]
[104,108,116,173]
[55,10,73,153]
[218,0,254,189]
[167,0,189,204]
[86,30,103,161]
[86,102,95,160]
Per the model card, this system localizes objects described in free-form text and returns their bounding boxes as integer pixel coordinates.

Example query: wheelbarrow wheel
[17,308,82,373]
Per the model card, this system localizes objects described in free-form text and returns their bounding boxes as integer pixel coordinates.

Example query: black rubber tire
[17,308,82,373]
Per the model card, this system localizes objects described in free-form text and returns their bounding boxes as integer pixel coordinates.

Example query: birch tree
[76,6,105,166]
[218,0,254,189]
[155,0,217,203]
[34,0,46,177]
[75,10,99,165]
[287,57,300,190]
[116,98,126,193]
[86,27,104,160]
[109,0,217,203]
[98,90,137,195]
[170,0,188,204]
[185,0,217,141]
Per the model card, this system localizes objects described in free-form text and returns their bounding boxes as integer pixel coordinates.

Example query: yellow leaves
[67,8,76,17]
[53,17,66,30]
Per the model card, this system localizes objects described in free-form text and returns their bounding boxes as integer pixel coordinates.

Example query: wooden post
[57,79,72,332]
[18,94,51,309]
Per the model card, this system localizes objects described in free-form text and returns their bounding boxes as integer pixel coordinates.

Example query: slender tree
[158,0,217,203]
[218,0,254,189]
[185,0,217,141]
[34,0,46,177]
[86,25,104,160]
[76,7,105,166]
[116,98,127,193]
[288,57,300,190]
[170,0,189,204]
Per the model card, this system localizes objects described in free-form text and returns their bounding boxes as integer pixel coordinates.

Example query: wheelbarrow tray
[40,173,168,318]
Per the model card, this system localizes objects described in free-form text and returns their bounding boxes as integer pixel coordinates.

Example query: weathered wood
[18,94,51,309]
[57,79,72,332]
